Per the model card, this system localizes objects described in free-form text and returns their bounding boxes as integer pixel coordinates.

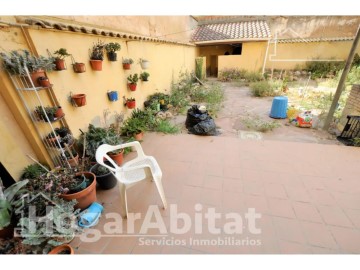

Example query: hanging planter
[71,93,86,107]
[140,72,150,82]
[139,58,150,69]
[89,60,102,71]
[89,40,105,71]
[38,76,51,87]
[55,106,64,118]
[126,98,136,109]
[107,90,118,101]
[127,73,138,91]
[122,58,133,70]
[52,48,70,71]
[71,55,86,73]
[30,69,46,87]
[105,42,121,62]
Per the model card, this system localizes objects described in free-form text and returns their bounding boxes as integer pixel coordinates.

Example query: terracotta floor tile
[264,183,288,199]
[278,240,312,254]
[317,205,354,228]
[300,221,338,250]
[223,178,243,193]
[272,217,306,244]
[344,209,360,229]
[243,194,269,214]
[332,192,360,210]
[223,165,243,179]
[243,180,264,196]
[102,236,137,254]
[184,173,205,187]
[301,175,326,190]
[200,188,223,206]
[308,189,338,206]
[292,202,323,223]
[241,169,263,182]
[222,191,245,212]
[202,175,223,190]
[161,245,192,254]
[329,226,360,253]
[285,186,312,203]
[268,198,296,219]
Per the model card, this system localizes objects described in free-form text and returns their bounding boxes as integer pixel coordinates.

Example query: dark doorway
[0,162,16,188]
[232,43,242,55]
[210,55,218,77]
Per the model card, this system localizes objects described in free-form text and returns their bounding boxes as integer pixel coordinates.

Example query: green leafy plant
[0,50,55,75]
[195,57,204,80]
[36,106,57,120]
[104,42,121,53]
[127,74,139,84]
[0,178,29,229]
[140,72,150,81]
[351,137,360,147]
[218,68,247,82]
[21,163,49,180]
[250,81,277,97]
[90,40,105,60]
[154,119,179,134]
[121,117,146,136]
[122,58,134,64]
[53,48,70,60]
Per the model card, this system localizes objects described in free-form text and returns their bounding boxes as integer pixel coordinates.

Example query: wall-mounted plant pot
[107,52,117,62]
[71,94,86,107]
[30,69,46,87]
[90,60,103,71]
[55,59,66,71]
[123,63,131,70]
[55,106,64,118]
[60,172,97,210]
[48,244,74,255]
[38,77,51,87]
[126,100,136,109]
[55,127,69,138]
[128,83,137,91]
[72,63,86,73]
[43,114,55,122]
[107,91,118,101]
[140,60,150,69]
[45,133,61,146]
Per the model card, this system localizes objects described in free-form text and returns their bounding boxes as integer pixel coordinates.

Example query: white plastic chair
[95,141,167,218]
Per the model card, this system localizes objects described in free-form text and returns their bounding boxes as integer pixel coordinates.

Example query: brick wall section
[340,84,360,127]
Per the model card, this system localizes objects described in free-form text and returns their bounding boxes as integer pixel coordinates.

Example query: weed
[241,114,281,132]
[250,81,277,97]
[154,119,179,134]
[352,137,360,147]
[218,68,247,81]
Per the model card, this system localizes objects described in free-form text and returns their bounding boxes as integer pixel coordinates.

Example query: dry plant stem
[26,154,50,173]
[64,143,77,166]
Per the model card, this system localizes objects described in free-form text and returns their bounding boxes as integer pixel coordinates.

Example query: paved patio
[70,132,360,254]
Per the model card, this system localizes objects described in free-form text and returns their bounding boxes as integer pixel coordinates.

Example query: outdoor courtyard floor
[70,132,360,254]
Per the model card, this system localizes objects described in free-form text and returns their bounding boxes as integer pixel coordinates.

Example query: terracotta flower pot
[49,244,74,254]
[123,63,131,70]
[126,100,136,109]
[55,59,66,71]
[90,60,103,71]
[108,150,124,166]
[60,172,97,210]
[67,154,79,167]
[72,63,86,73]
[134,131,144,141]
[30,69,46,87]
[128,83,137,91]
[72,94,86,107]
[55,106,64,118]
[38,77,51,87]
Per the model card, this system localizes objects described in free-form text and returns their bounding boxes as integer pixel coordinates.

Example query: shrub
[305,60,345,79]
[154,120,179,134]
[218,68,247,82]
[195,58,204,80]
[250,81,276,97]
[243,71,263,82]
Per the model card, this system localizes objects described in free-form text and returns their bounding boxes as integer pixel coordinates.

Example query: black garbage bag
[185,105,218,136]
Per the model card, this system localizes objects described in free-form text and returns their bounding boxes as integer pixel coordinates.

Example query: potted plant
[71,55,86,73]
[0,179,29,239]
[0,50,55,87]
[71,94,86,107]
[36,106,57,122]
[104,134,124,166]
[89,40,105,71]
[21,163,49,180]
[53,48,70,71]
[140,71,150,82]
[139,58,150,69]
[38,76,51,87]
[121,117,146,140]
[107,90,118,102]
[55,106,64,118]
[48,244,74,254]
[122,58,133,70]
[127,73,139,91]
[126,97,136,109]
[90,163,117,190]
[104,42,121,62]
[62,148,79,167]
[55,127,69,138]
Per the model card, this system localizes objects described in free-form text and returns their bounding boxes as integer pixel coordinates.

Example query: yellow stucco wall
[198,44,234,71]
[266,41,360,70]
[28,28,196,138]
[218,42,267,72]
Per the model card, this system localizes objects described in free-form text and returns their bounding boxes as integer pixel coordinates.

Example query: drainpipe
[262,39,270,75]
